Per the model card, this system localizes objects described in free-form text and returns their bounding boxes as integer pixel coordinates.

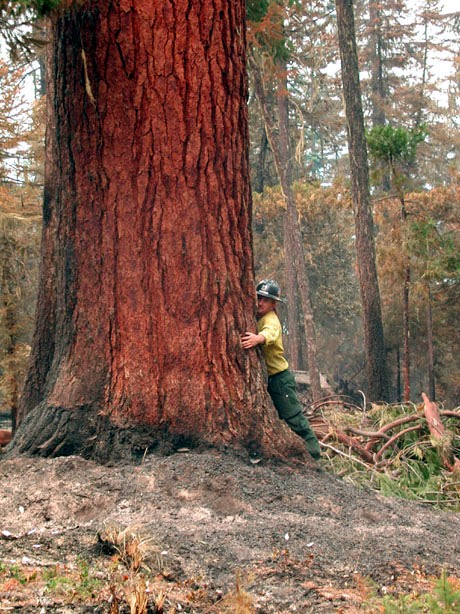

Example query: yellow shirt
[257,310,289,376]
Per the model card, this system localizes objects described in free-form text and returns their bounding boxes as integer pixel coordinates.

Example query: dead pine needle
[214,571,255,614]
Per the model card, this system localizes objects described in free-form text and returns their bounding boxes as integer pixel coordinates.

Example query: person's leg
[268,370,321,459]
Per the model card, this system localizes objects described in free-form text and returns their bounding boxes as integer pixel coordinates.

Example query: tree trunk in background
[12,0,309,463]
[283,240,300,371]
[426,287,435,401]
[276,63,300,373]
[368,0,386,128]
[414,5,429,129]
[368,1,391,191]
[402,266,411,402]
[335,0,389,402]
[400,195,411,402]
[254,126,269,194]
[250,55,322,401]
[0,241,19,432]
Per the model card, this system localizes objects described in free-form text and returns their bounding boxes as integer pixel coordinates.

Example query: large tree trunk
[335,0,389,403]
[11,0,309,463]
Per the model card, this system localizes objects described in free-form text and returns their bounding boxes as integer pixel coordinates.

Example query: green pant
[268,369,321,460]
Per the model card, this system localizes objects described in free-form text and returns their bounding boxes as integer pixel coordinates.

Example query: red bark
[12,0,309,463]
[422,393,459,471]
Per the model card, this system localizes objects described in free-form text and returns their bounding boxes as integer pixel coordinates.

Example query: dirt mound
[1,450,459,612]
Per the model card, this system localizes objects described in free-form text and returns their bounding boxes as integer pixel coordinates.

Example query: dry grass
[125,575,148,614]
[214,572,255,614]
[98,525,156,573]
[97,525,170,613]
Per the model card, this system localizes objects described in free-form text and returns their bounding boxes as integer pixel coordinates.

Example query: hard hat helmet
[256,279,284,302]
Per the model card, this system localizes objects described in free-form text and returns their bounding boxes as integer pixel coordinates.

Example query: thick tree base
[6,403,313,466]
[8,404,172,463]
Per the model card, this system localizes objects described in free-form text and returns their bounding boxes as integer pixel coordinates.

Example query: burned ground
[0,450,459,612]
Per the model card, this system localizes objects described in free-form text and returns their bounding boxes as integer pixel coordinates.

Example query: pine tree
[9,0,311,462]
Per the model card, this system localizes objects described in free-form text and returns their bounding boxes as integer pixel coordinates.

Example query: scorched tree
[9,0,309,462]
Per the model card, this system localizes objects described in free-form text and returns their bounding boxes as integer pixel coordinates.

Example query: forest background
[0,0,459,429]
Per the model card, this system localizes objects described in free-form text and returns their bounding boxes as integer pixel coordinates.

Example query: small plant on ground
[217,571,255,613]
[42,560,102,600]
[98,525,157,573]
[367,570,460,613]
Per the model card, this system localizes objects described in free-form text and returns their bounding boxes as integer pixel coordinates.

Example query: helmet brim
[256,290,285,302]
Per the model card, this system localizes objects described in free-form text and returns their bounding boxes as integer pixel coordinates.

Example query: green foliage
[43,560,101,599]
[367,124,427,167]
[0,562,37,584]
[43,566,73,592]
[246,0,271,22]
[379,570,460,613]
[246,0,291,62]
[429,571,460,613]
[367,124,427,195]
[324,403,460,511]
[410,218,460,283]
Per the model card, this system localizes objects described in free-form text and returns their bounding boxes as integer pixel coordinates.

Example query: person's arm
[241,332,266,349]
[241,315,278,350]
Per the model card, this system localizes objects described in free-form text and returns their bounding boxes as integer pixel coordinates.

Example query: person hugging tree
[241,280,321,461]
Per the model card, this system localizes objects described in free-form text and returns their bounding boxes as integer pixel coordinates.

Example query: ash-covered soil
[0,449,459,612]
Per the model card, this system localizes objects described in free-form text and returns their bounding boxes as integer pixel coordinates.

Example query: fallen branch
[319,441,374,471]
[345,426,391,440]
[374,425,423,462]
[333,431,375,464]
[422,393,460,472]
[311,397,460,476]
[379,414,421,434]
[310,399,363,416]
[440,410,460,420]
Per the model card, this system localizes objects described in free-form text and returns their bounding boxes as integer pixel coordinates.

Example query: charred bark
[335,0,388,402]
[11,0,310,463]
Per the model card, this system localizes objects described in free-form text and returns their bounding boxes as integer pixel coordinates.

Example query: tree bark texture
[276,64,303,377]
[253,125,269,194]
[426,288,435,402]
[368,0,386,128]
[335,0,389,402]
[283,243,300,372]
[13,0,309,463]
[0,240,19,432]
[400,196,411,402]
